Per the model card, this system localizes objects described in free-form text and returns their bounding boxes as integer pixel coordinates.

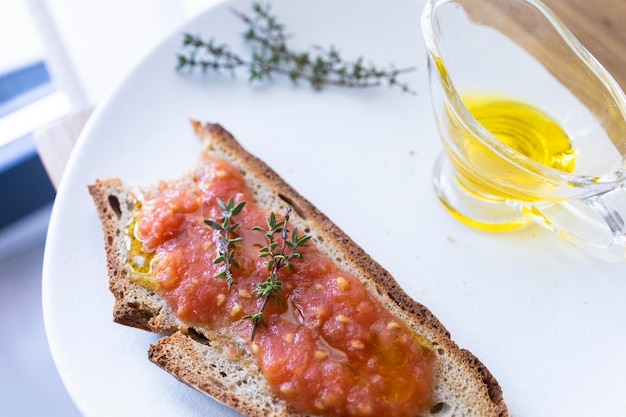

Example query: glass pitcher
[421,0,626,262]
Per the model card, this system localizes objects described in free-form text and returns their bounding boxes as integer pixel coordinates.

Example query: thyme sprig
[205,198,246,289]
[177,2,416,93]
[243,207,311,340]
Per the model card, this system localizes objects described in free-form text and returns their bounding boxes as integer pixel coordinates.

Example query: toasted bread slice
[88,120,508,417]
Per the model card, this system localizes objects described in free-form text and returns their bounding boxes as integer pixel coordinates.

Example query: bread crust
[88,120,508,417]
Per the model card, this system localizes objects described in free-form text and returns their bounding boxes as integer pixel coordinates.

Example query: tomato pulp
[132,154,434,417]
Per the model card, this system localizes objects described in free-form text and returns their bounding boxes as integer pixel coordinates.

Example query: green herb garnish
[205,198,246,289]
[177,2,415,93]
[243,207,311,340]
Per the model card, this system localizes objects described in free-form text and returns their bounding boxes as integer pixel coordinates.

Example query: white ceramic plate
[43,0,626,416]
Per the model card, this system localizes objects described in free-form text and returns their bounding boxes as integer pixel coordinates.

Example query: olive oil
[125,213,158,290]
[439,94,577,231]
[453,94,576,200]
[464,94,576,172]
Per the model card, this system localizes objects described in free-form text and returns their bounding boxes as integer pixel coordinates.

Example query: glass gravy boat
[421,0,626,262]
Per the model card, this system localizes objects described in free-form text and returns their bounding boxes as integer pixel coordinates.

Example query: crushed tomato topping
[131,153,434,417]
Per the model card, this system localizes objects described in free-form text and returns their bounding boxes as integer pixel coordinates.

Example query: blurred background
[0,0,219,415]
[0,0,622,415]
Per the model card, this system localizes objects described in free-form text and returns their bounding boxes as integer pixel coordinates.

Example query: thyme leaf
[205,197,246,289]
[243,206,311,340]
[177,2,416,93]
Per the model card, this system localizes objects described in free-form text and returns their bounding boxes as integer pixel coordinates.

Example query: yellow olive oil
[125,211,158,290]
[455,94,576,198]
[442,94,577,231]
[464,94,576,172]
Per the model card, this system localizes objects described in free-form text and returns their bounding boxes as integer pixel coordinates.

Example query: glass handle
[530,187,626,262]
